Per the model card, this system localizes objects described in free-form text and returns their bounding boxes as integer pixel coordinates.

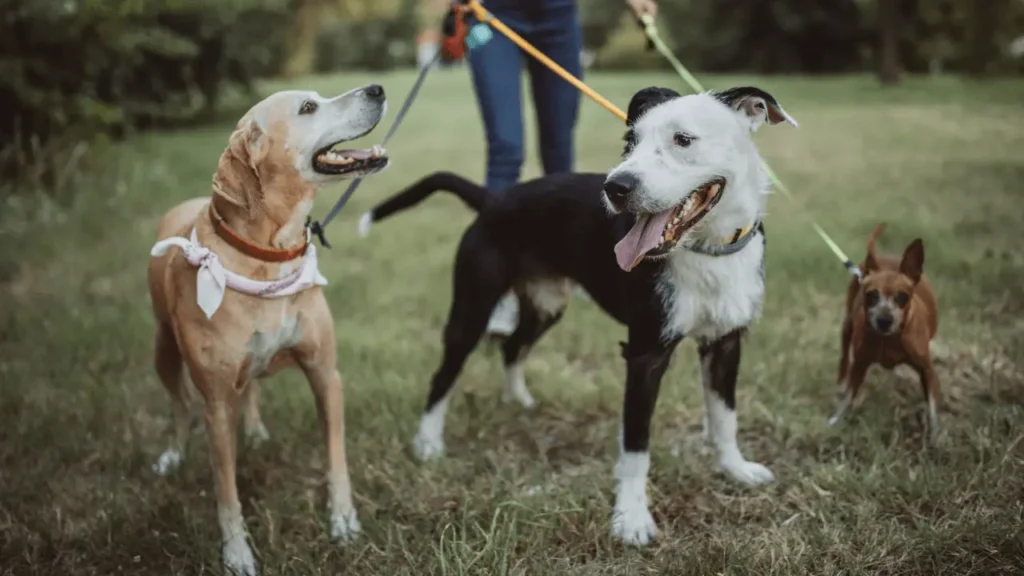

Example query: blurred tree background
[2,0,1022,186]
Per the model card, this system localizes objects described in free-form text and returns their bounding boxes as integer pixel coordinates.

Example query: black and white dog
[359,86,797,545]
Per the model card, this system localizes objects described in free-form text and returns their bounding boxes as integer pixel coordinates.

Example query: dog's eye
[298,100,318,115]
[894,291,910,306]
[673,132,694,148]
[864,289,880,306]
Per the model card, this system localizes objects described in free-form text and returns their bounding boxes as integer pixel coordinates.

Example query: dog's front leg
[698,329,774,487]
[202,392,258,576]
[611,336,679,546]
[299,355,360,543]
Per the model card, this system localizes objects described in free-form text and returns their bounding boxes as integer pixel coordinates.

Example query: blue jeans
[467,0,582,193]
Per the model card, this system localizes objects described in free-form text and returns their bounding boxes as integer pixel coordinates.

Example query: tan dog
[829,223,940,444]
[147,85,389,575]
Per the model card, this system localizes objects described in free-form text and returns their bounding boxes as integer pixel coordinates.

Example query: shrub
[0,0,290,184]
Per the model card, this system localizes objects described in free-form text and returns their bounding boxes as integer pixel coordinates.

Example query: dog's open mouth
[313,143,388,176]
[614,178,726,271]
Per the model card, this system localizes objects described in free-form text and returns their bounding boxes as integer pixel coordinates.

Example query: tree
[878,0,902,84]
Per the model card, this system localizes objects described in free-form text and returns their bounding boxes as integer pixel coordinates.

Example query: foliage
[0,0,291,182]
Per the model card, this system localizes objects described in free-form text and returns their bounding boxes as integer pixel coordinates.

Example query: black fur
[365,168,741,457]
[622,86,680,156]
[697,329,745,410]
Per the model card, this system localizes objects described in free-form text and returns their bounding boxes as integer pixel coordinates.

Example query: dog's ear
[899,238,925,284]
[622,87,681,155]
[213,118,267,219]
[864,222,886,273]
[714,87,798,132]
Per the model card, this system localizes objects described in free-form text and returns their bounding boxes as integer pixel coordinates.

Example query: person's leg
[467,9,528,336]
[467,15,524,193]
[525,0,589,303]
[526,0,582,177]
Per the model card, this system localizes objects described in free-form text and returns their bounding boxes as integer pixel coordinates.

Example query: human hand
[625,0,657,19]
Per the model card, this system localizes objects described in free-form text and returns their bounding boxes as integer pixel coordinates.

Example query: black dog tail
[358,171,488,237]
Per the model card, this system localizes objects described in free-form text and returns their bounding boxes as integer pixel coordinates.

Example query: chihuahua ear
[864,222,886,273]
[623,87,681,156]
[714,87,798,132]
[900,238,925,284]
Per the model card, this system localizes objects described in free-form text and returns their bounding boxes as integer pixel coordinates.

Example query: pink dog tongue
[614,210,673,271]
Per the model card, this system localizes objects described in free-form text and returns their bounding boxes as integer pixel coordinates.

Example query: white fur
[358,211,373,237]
[611,451,657,545]
[701,355,774,486]
[219,503,257,575]
[330,508,361,542]
[503,362,536,408]
[658,237,765,342]
[413,394,450,460]
[523,278,572,318]
[245,315,302,380]
[242,87,388,187]
[152,448,182,476]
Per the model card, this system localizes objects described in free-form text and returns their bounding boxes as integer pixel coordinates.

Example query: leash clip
[308,217,331,249]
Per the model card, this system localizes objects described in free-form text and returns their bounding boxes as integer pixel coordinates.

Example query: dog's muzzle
[604,172,638,212]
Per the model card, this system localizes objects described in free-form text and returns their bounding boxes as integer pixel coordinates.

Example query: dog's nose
[364,84,385,100]
[604,172,637,209]
[875,315,894,332]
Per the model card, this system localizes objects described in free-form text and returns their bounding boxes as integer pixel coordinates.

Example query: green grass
[2,70,1024,575]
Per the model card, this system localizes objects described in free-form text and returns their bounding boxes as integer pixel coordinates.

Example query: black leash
[309,51,442,248]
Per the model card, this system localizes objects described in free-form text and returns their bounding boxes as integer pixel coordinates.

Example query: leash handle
[310,50,442,247]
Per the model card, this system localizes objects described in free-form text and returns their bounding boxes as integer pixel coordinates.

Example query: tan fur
[147,86,386,575]
[832,222,941,444]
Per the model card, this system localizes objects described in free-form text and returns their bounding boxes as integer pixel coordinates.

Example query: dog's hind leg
[699,330,775,487]
[241,380,270,447]
[413,238,510,461]
[153,323,193,476]
[501,280,570,408]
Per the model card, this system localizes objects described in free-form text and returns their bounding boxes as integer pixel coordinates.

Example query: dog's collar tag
[686,221,761,257]
[465,23,493,51]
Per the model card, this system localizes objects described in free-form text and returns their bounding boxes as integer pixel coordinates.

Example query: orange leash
[464,0,627,122]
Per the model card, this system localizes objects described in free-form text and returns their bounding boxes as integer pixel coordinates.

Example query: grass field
[2,70,1024,575]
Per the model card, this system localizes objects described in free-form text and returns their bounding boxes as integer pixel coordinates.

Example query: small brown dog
[829,223,940,444]
[147,85,389,575]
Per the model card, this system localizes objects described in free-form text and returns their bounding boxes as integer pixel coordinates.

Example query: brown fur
[147,97,365,574]
[832,222,941,443]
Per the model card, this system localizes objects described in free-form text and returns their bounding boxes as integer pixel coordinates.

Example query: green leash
[639,15,862,281]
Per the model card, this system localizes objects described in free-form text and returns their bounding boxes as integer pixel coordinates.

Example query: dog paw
[412,432,445,461]
[330,509,361,543]
[152,449,182,476]
[611,504,658,546]
[502,385,536,408]
[222,536,258,576]
[719,458,775,487]
[245,424,270,447]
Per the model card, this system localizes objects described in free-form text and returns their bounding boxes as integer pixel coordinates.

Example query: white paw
[412,432,445,461]
[245,424,270,447]
[502,386,536,408]
[719,458,775,487]
[611,504,658,546]
[152,449,182,476]
[827,412,842,427]
[330,509,362,543]
[222,535,257,576]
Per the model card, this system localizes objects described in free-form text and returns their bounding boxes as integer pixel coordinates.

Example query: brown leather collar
[208,202,309,263]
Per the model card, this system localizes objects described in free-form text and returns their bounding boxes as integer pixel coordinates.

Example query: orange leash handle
[465,0,627,122]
